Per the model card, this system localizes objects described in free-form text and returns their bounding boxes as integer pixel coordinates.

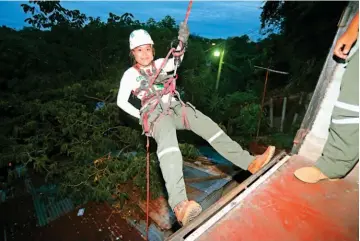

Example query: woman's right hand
[334,12,359,59]
[334,31,358,59]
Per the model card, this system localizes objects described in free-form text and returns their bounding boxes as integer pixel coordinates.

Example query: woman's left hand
[178,22,190,44]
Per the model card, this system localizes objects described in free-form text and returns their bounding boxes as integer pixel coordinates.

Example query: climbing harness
[132,61,190,137]
[134,1,193,240]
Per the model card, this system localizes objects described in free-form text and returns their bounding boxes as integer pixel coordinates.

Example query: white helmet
[129,29,154,50]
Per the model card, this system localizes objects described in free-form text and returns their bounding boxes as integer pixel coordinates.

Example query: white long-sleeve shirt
[117,56,183,119]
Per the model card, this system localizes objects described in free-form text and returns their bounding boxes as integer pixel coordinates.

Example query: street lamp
[213,50,221,57]
[214,45,225,91]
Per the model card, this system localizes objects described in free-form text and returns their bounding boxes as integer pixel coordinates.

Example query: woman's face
[132,44,154,67]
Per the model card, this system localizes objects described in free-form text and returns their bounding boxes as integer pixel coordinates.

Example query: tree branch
[84,94,106,103]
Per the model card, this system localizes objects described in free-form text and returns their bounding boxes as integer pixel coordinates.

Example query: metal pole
[253,65,289,75]
[215,43,225,91]
[254,65,288,138]
[280,97,287,132]
[269,97,274,128]
[256,69,269,139]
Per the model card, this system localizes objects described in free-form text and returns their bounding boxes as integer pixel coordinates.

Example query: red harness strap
[132,61,189,136]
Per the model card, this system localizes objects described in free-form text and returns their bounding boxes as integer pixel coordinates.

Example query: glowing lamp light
[213,50,221,57]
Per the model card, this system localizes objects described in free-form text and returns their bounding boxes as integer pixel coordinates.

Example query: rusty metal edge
[165,150,287,241]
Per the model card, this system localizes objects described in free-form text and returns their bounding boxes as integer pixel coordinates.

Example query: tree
[21,0,87,29]
[259,1,347,92]
[1,0,345,208]
[157,15,177,29]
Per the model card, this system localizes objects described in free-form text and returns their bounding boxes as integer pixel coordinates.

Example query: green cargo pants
[315,49,359,178]
[142,101,255,210]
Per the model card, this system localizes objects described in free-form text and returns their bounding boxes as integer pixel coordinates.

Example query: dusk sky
[0,1,265,40]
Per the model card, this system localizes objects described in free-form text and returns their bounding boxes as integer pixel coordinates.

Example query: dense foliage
[0,0,346,205]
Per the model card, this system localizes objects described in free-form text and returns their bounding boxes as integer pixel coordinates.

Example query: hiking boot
[247,146,276,174]
[174,200,202,226]
[294,166,339,183]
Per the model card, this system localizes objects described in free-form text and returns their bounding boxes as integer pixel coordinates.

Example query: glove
[178,22,189,45]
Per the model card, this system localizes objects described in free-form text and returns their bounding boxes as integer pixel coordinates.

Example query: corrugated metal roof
[184,165,232,197]
[25,178,75,227]
[198,146,234,166]
[138,196,176,230]
[136,148,235,233]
